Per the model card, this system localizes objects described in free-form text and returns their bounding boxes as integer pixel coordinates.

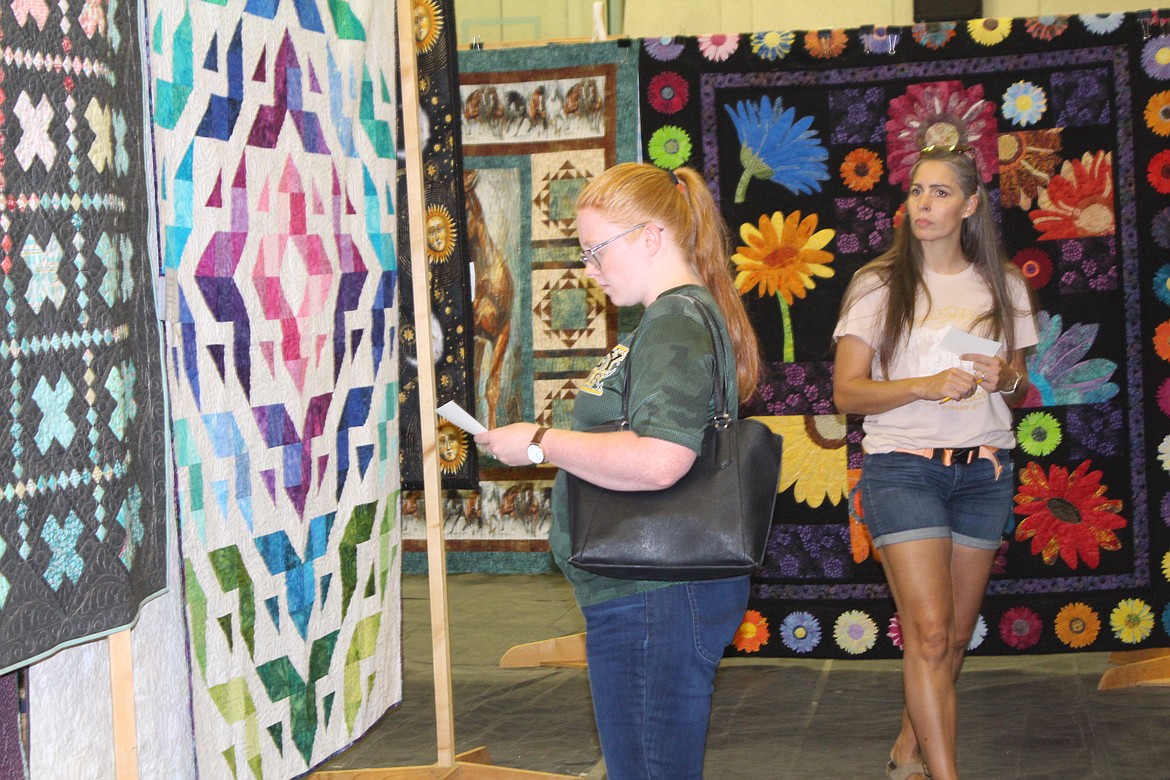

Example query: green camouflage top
[549,284,739,607]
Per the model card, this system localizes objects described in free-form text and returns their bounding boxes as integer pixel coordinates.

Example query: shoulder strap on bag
[617,292,729,427]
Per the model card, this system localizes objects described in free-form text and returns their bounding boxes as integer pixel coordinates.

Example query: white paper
[436,400,487,434]
[935,325,1003,358]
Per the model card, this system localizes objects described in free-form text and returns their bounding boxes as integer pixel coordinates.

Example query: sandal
[886,755,931,780]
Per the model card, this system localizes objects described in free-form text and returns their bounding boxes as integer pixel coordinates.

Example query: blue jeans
[580,577,750,780]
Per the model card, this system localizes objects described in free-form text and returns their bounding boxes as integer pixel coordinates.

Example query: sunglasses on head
[919,142,972,154]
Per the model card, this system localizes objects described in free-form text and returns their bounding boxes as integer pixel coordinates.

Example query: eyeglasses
[920,142,972,154]
[578,223,647,269]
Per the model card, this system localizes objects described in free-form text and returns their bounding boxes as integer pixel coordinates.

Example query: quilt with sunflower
[639,13,1170,658]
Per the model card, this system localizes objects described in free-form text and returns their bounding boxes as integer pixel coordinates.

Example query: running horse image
[463,85,505,137]
[564,77,603,131]
[463,170,514,429]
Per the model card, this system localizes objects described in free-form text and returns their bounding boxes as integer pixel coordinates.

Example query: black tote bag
[565,296,783,580]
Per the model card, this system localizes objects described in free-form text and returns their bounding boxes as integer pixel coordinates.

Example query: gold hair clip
[920,142,972,154]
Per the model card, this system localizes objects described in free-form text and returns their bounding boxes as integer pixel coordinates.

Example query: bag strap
[617,291,730,427]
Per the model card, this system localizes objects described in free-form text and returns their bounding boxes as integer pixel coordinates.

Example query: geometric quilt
[149,1,401,776]
[398,42,640,563]
[639,13,1170,658]
[0,0,168,672]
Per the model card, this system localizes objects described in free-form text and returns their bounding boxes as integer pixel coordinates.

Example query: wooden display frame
[110,630,138,779]
[1098,649,1170,690]
[499,633,586,670]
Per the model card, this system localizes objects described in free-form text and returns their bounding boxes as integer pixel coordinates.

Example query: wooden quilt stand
[499,633,586,670]
[313,748,577,779]
[1097,649,1170,690]
[309,3,577,778]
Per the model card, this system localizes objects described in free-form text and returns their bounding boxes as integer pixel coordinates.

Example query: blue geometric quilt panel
[149,1,401,776]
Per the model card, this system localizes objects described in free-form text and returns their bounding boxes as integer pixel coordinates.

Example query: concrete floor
[316,574,1170,779]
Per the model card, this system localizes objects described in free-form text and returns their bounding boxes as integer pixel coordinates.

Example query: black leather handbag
[565,296,783,581]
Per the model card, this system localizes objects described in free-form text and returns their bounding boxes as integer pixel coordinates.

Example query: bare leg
[880,538,958,780]
[886,541,997,780]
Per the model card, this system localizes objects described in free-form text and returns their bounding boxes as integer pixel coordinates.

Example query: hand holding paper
[935,327,1003,404]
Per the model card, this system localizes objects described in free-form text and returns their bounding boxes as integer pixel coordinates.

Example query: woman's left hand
[960,352,1018,394]
[474,423,542,467]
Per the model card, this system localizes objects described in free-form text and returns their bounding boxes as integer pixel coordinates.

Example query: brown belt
[894,445,1003,479]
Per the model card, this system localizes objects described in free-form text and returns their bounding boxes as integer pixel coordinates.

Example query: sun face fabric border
[639,15,1170,658]
[397,0,479,491]
[400,41,639,562]
[150,1,402,775]
[0,0,168,673]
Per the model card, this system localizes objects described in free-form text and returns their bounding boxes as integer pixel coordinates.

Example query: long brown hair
[840,148,1029,377]
[575,163,760,402]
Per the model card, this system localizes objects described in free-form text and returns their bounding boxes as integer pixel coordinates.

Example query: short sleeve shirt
[833,264,1038,452]
[549,285,737,608]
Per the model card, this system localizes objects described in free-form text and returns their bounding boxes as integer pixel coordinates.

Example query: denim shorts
[859,449,1015,550]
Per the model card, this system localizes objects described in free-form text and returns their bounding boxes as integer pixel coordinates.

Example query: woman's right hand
[921,367,980,402]
[835,334,982,414]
